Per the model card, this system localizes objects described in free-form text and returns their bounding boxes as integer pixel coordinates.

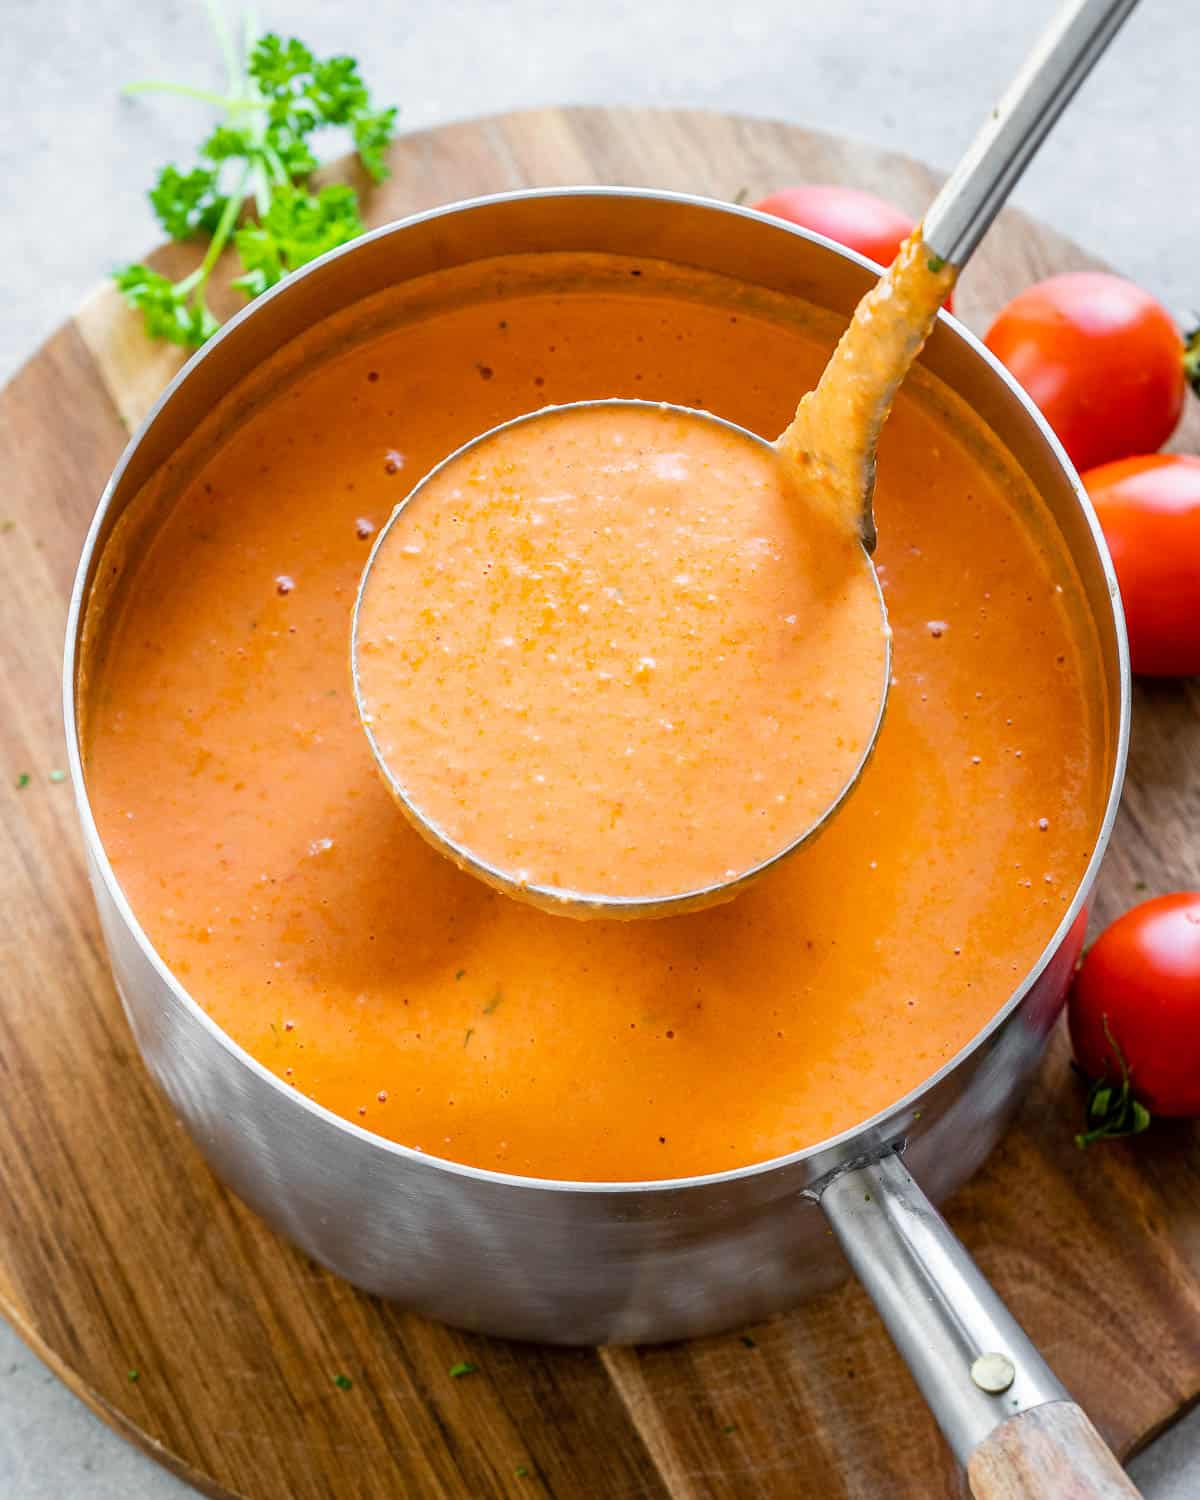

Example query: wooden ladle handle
[967,1401,1141,1498]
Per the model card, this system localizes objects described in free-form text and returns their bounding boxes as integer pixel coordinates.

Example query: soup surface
[355,402,887,902]
[84,253,1106,1181]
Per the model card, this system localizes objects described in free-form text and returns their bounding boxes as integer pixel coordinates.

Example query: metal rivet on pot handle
[817,1151,1140,1498]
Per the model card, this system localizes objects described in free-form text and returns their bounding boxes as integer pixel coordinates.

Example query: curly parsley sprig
[114,8,397,348]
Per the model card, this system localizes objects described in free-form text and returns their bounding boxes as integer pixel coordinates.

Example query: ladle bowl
[350,397,892,919]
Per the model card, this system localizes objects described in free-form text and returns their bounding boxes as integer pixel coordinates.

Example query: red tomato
[1069,894,1200,1118]
[1083,455,1200,676]
[984,273,1185,472]
[752,185,953,311]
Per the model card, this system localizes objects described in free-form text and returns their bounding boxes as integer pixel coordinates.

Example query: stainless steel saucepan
[65,188,1133,1495]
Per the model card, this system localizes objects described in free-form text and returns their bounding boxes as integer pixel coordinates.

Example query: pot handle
[817,1150,1140,1498]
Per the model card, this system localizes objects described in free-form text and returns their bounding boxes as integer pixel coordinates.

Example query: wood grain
[967,1403,1141,1499]
[1,106,1198,1500]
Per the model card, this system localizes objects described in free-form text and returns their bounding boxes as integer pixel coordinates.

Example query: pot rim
[62,183,1132,1199]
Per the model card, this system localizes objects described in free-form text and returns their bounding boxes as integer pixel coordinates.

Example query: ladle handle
[819,1151,1140,1498]
[923,0,1141,268]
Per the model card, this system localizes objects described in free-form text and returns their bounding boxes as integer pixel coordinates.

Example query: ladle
[353,0,1139,919]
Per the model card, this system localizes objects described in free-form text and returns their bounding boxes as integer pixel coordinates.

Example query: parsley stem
[184,161,252,313]
[204,0,242,97]
[242,8,260,79]
[174,267,206,297]
[122,81,250,109]
[201,164,251,275]
[261,142,291,189]
[251,160,272,219]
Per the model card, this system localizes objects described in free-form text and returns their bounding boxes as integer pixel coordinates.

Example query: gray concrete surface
[1,0,1197,1494]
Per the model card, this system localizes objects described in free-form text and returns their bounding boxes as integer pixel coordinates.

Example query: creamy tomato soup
[779,230,958,536]
[355,403,887,902]
[83,253,1106,1181]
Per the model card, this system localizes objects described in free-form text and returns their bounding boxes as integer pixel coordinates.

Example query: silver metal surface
[64,188,1130,1347]
[351,398,892,920]
[924,0,1141,266]
[820,1151,1070,1464]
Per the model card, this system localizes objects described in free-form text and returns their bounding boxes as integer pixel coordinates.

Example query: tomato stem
[1074,1015,1152,1149]
[1185,326,1200,399]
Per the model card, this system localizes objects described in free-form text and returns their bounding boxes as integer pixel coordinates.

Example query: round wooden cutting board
[2,107,1199,1500]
